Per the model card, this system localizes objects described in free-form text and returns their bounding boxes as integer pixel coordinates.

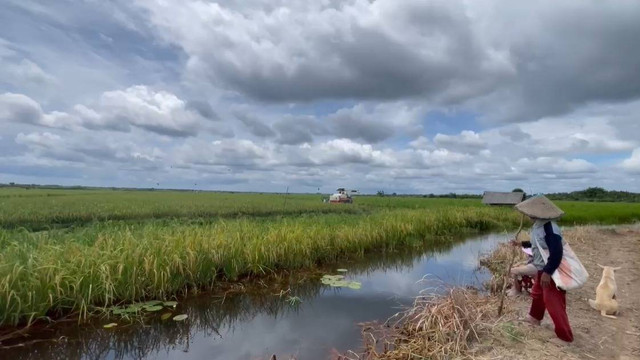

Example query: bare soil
[477,225,640,360]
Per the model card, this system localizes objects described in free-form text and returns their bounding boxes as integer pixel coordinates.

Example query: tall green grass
[0,207,520,327]
[0,189,638,327]
[556,201,640,225]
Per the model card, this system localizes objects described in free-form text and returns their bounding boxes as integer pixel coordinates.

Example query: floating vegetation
[337,268,348,272]
[103,323,118,329]
[321,274,362,290]
[172,314,188,321]
[108,300,178,318]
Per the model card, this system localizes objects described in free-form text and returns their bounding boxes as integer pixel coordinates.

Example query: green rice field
[0,188,638,327]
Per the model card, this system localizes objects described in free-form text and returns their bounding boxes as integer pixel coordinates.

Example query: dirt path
[479,225,640,360]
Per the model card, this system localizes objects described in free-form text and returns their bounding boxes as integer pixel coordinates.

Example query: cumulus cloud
[273,116,326,145]
[134,0,640,123]
[236,113,276,138]
[434,130,486,153]
[0,93,46,125]
[1,86,229,137]
[622,149,640,174]
[135,0,510,103]
[2,0,640,193]
[308,139,395,167]
[514,157,597,174]
[15,131,164,169]
[174,139,273,169]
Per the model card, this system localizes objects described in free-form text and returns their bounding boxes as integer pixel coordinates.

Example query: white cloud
[434,130,486,153]
[0,93,45,125]
[514,157,597,174]
[1,86,228,137]
[622,149,640,174]
[95,86,205,136]
[309,139,395,167]
[2,1,640,194]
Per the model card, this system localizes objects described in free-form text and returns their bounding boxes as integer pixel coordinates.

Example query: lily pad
[321,275,344,281]
[163,301,178,307]
[161,312,173,320]
[173,314,188,321]
[103,323,118,329]
[320,273,362,289]
[144,305,164,312]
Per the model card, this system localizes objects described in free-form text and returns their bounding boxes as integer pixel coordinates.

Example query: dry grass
[344,288,503,360]
[479,243,527,294]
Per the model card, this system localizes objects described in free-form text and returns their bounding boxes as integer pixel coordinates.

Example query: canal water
[5,232,509,360]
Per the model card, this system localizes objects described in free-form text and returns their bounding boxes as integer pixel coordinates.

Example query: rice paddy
[0,188,638,328]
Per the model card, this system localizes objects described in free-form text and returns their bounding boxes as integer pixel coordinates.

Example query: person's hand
[509,239,520,247]
[541,272,552,288]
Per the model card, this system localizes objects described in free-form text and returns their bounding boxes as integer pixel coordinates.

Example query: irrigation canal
[5,232,509,359]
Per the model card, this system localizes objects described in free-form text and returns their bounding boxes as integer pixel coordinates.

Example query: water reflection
[4,232,508,360]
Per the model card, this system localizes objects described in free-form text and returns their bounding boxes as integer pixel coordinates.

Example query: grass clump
[350,288,501,360]
[479,242,528,294]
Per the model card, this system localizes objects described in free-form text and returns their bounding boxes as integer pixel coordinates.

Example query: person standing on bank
[510,195,574,343]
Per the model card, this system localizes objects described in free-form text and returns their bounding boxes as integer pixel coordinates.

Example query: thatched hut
[481,191,524,206]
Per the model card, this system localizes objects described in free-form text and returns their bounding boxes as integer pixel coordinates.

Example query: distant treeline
[547,187,640,202]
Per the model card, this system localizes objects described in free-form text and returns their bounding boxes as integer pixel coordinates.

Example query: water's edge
[3,232,510,360]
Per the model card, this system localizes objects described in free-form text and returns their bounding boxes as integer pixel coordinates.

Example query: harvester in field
[329,188,353,204]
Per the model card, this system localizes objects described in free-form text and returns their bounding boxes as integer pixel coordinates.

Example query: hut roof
[482,191,524,205]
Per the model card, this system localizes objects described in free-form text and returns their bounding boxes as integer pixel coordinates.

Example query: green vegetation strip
[0,189,638,328]
[0,188,484,230]
[0,207,520,327]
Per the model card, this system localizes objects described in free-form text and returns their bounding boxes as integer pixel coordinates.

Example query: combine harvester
[329,188,355,204]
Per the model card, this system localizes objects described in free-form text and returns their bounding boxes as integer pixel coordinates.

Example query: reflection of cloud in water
[337,233,509,298]
[161,296,400,360]
[5,233,510,360]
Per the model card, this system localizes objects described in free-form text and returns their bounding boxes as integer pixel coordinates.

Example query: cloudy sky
[1,0,640,194]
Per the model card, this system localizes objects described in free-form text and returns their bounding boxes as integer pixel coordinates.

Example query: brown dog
[588,264,621,319]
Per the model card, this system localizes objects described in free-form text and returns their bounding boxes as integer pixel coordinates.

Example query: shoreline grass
[351,288,502,360]
[0,207,520,327]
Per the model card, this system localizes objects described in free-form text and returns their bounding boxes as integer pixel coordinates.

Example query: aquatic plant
[320,275,361,289]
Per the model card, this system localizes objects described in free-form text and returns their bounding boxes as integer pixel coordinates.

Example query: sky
[1,0,640,194]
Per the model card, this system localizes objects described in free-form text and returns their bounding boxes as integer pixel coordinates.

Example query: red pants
[529,271,574,342]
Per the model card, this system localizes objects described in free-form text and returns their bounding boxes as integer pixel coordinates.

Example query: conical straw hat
[514,195,564,220]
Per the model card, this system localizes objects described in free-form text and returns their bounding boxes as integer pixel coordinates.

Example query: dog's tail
[588,299,599,310]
